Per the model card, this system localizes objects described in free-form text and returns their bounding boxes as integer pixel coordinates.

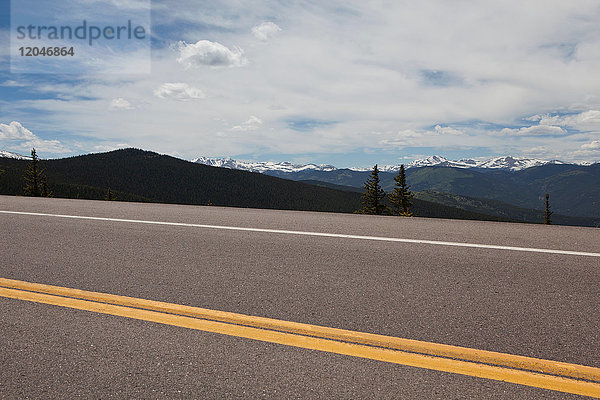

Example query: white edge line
[1,210,599,257]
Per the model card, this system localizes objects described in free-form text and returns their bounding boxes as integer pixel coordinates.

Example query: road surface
[1,195,599,399]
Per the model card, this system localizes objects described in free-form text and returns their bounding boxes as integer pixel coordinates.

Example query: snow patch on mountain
[361,156,568,172]
[193,155,577,173]
[474,156,566,171]
[0,150,29,160]
[192,156,337,173]
[396,155,566,171]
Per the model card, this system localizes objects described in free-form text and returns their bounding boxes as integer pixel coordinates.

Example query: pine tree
[40,175,52,197]
[388,164,414,216]
[543,192,552,225]
[105,187,116,201]
[23,148,45,197]
[357,164,387,215]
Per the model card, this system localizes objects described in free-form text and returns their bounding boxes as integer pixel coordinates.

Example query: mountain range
[193,155,595,173]
[0,148,515,221]
[2,149,598,226]
[195,155,600,220]
[192,156,338,173]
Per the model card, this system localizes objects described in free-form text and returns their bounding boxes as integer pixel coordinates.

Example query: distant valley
[195,155,600,221]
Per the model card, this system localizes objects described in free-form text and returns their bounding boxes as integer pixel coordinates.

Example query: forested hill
[0,148,518,221]
[259,164,600,218]
[0,149,361,212]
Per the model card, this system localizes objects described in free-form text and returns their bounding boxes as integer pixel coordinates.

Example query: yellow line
[0,284,599,397]
[0,277,598,383]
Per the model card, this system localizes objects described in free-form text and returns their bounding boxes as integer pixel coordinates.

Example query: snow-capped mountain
[406,156,478,169]
[0,150,29,160]
[347,156,476,171]
[194,155,574,173]
[192,156,337,173]
[474,156,566,171]
[398,155,567,171]
[373,156,566,172]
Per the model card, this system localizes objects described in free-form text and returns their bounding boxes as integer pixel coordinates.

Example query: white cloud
[176,40,247,68]
[581,140,600,150]
[382,126,462,146]
[0,121,37,140]
[500,125,566,136]
[231,116,263,131]
[434,125,464,135]
[524,114,542,122]
[567,139,600,161]
[109,98,134,110]
[252,22,282,41]
[153,83,205,101]
[536,110,600,131]
[1,80,30,87]
[0,121,67,154]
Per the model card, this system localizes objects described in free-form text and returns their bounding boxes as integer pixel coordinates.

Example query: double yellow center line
[1,277,599,397]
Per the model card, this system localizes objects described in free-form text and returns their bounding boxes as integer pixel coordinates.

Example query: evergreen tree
[388,164,414,216]
[543,192,552,225]
[357,164,387,215]
[105,187,116,201]
[23,148,46,197]
[40,175,52,197]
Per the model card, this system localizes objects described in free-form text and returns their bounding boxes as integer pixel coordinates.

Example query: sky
[1,0,600,167]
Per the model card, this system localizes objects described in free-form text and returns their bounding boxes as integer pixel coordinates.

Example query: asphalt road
[1,195,599,399]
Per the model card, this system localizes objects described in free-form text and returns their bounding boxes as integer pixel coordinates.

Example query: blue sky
[1,0,600,167]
